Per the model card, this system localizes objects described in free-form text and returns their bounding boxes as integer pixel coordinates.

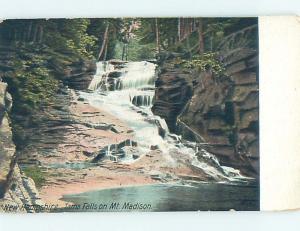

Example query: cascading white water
[82,61,248,181]
[88,61,115,91]
[117,61,156,90]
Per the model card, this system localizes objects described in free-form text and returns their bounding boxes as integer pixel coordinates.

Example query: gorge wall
[0,80,14,198]
[0,45,97,211]
[152,48,259,177]
[0,80,45,212]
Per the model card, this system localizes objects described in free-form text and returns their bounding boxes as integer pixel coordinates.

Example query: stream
[80,61,245,179]
[61,183,259,211]
[61,60,259,211]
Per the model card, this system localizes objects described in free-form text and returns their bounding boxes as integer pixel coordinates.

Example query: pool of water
[60,182,259,212]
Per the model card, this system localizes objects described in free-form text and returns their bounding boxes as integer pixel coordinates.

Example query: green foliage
[0,18,257,61]
[2,48,60,146]
[7,52,59,110]
[87,18,123,59]
[0,18,257,148]
[137,18,177,48]
[131,17,257,56]
[0,19,101,59]
[44,19,97,58]
[178,52,225,75]
[114,38,156,61]
[22,166,47,188]
[110,18,158,61]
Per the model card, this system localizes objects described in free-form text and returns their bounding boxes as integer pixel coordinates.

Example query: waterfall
[88,62,114,91]
[117,61,156,90]
[80,60,249,181]
[156,117,169,133]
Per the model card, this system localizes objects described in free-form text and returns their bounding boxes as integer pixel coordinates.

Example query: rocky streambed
[1,57,259,212]
[39,60,259,209]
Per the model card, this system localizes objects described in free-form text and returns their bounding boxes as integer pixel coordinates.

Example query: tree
[97,23,109,61]
[197,18,205,54]
[155,18,160,53]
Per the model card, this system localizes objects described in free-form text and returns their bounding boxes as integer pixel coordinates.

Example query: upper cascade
[118,61,156,90]
[88,61,157,92]
[88,61,115,91]
[81,60,248,182]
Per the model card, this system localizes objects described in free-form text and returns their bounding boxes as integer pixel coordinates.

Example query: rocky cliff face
[151,60,194,133]
[0,46,97,154]
[50,59,96,90]
[0,81,14,197]
[0,46,97,211]
[0,80,44,212]
[152,48,259,177]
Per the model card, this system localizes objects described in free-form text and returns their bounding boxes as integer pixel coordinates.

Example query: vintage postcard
[0,17,264,212]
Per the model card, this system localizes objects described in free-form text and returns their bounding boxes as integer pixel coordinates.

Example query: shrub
[176,52,225,75]
[22,166,47,188]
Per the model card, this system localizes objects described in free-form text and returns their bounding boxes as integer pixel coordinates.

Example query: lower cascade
[80,60,247,181]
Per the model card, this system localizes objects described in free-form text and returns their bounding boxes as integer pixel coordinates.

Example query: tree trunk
[155,18,160,53]
[178,18,181,41]
[97,24,109,61]
[192,19,196,32]
[121,44,126,61]
[39,25,44,43]
[125,44,128,61]
[27,22,32,41]
[198,19,205,54]
[32,24,38,43]
[189,20,193,34]
[103,40,108,61]
[13,29,16,41]
[22,27,26,42]
[183,18,187,39]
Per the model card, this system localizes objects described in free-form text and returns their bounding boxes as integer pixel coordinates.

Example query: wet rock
[158,126,166,138]
[91,150,106,163]
[83,122,113,130]
[108,71,122,78]
[151,175,163,181]
[132,153,141,160]
[150,145,159,150]
[110,126,119,133]
[109,59,127,66]
[131,141,138,147]
[82,150,96,157]
[109,155,118,162]
[110,149,126,158]
[92,139,137,162]
[118,139,132,148]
